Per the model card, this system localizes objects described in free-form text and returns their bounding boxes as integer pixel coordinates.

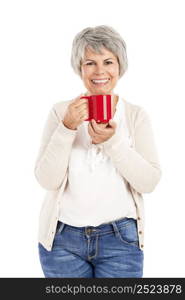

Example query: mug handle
[80,96,90,100]
[80,96,90,121]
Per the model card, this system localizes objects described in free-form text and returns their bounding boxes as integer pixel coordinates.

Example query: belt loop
[111,221,119,237]
[58,222,65,234]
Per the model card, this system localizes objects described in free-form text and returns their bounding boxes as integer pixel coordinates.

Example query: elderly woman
[34,25,162,278]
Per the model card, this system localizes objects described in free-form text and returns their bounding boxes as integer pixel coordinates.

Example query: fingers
[73,95,88,107]
[77,103,88,120]
[90,119,105,134]
[77,102,88,113]
[70,95,89,120]
[79,110,88,120]
[89,119,117,139]
[73,96,89,118]
[88,119,117,144]
[108,119,117,129]
[74,99,88,108]
[88,122,95,137]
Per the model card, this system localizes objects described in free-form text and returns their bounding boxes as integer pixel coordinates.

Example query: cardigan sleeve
[101,108,162,193]
[34,105,77,191]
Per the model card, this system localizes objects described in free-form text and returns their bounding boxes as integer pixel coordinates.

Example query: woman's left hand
[88,119,117,144]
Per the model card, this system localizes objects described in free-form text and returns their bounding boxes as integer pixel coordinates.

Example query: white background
[0,0,184,277]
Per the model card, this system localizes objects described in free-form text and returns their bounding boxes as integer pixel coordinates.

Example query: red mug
[80,94,113,123]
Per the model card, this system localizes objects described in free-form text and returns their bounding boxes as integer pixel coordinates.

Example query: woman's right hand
[62,94,88,130]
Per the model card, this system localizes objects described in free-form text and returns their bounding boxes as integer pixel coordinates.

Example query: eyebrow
[84,57,115,62]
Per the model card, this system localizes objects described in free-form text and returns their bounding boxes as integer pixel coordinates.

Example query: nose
[94,64,105,75]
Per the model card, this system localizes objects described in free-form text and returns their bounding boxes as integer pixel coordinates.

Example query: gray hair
[70,25,128,78]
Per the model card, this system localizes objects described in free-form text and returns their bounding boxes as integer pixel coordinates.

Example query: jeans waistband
[57,217,136,235]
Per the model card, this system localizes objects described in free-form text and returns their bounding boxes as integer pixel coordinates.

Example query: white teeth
[92,79,109,84]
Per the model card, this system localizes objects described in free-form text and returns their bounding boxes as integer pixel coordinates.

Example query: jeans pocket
[116,219,139,248]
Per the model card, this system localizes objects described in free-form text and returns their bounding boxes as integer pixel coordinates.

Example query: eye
[86,62,94,65]
[105,61,113,64]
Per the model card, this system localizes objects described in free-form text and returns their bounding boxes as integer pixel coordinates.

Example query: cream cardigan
[34,97,162,251]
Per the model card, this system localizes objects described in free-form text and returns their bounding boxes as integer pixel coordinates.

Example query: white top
[59,96,137,226]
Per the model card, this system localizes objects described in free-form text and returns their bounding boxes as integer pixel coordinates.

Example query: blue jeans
[38,217,144,278]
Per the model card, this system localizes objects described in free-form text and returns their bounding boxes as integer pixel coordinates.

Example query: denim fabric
[38,217,144,278]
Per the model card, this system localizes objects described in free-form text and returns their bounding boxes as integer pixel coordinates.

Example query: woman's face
[81,47,120,95]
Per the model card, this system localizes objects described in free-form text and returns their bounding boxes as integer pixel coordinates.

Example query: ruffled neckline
[82,95,123,172]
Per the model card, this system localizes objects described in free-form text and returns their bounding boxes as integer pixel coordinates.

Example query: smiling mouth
[91,78,110,85]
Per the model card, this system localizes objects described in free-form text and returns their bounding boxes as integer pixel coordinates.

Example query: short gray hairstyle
[71,25,128,78]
